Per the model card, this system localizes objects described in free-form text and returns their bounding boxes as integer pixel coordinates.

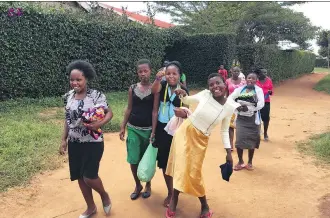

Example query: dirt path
[2,73,330,218]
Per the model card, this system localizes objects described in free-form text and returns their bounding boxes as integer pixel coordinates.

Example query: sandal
[130,186,143,200]
[200,210,213,218]
[246,164,254,171]
[165,208,176,218]
[234,163,245,171]
[142,187,151,199]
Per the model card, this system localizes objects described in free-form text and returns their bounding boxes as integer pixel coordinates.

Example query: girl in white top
[165,73,246,218]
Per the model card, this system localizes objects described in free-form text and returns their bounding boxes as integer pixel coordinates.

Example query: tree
[317,30,330,68]
[151,2,317,48]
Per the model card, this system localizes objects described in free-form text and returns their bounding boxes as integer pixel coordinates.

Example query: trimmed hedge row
[0,2,180,100]
[165,33,236,85]
[237,45,316,83]
[1,2,317,100]
[315,59,328,68]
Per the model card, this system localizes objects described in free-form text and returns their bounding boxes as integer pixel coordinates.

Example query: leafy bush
[237,44,316,83]
[0,2,175,100]
[315,59,328,68]
[165,33,236,85]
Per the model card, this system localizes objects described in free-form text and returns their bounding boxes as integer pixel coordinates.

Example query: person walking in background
[218,64,228,81]
[119,59,160,200]
[229,73,265,171]
[59,60,112,218]
[226,66,246,151]
[256,68,273,141]
[151,61,189,208]
[165,73,244,218]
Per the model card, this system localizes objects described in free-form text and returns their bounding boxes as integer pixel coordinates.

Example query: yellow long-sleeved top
[180,89,241,149]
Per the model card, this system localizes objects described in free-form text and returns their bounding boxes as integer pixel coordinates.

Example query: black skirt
[154,121,173,169]
[260,102,270,122]
[68,141,104,181]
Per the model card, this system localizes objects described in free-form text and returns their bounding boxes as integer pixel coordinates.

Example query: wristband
[156,77,162,81]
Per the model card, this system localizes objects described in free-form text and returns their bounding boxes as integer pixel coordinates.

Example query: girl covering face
[151,61,189,208]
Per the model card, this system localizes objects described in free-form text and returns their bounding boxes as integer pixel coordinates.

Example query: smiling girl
[165,73,245,218]
[60,60,112,218]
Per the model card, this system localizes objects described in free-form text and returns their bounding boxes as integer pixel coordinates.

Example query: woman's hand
[119,127,125,141]
[84,121,102,132]
[149,133,155,144]
[156,70,165,80]
[268,90,273,95]
[225,150,233,166]
[174,89,187,97]
[59,140,67,155]
[174,107,187,118]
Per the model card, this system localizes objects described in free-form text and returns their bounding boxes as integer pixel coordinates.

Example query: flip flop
[234,163,245,171]
[246,164,254,171]
[130,186,143,200]
[200,210,213,218]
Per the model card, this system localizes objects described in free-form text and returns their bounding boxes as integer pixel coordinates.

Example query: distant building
[98,2,175,29]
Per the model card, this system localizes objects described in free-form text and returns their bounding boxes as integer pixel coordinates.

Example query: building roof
[98,3,175,29]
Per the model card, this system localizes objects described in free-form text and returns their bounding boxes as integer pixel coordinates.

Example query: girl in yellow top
[165,73,246,218]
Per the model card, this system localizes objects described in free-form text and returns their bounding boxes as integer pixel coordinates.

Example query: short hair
[247,72,258,78]
[231,66,241,71]
[166,61,182,75]
[136,59,152,69]
[67,60,96,81]
[208,73,225,83]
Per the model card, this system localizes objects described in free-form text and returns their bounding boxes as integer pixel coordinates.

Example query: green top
[180,73,186,82]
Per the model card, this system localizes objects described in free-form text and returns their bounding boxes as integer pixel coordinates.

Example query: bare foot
[163,194,172,208]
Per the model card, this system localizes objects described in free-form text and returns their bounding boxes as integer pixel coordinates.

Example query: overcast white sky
[100,1,330,54]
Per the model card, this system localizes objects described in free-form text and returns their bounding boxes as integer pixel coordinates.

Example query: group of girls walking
[59,59,273,218]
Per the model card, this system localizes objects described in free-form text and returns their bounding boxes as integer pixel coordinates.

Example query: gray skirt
[235,114,260,149]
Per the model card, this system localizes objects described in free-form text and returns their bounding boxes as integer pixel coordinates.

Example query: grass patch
[314,74,330,94]
[298,133,330,164]
[313,67,330,73]
[0,91,127,192]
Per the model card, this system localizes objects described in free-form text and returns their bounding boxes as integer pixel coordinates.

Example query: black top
[128,84,154,128]
[159,81,189,107]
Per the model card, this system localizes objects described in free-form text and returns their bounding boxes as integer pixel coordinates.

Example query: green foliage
[0,2,175,100]
[316,30,330,58]
[165,33,236,85]
[314,74,330,94]
[315,59,328,68]
[237,44,316,83]
[0,90,126,191]
[298,132,330,164]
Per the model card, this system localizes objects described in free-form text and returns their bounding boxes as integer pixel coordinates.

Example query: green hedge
[237,44,316,83]
[165,33,236,85]
[315,59,328,68]
[0,2,177,100]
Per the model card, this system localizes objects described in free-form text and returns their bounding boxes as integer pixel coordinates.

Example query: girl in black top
[120,59,159,200]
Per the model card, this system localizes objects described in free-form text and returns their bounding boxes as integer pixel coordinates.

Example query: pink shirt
[226,78,246,95]
[256,77,273,102]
